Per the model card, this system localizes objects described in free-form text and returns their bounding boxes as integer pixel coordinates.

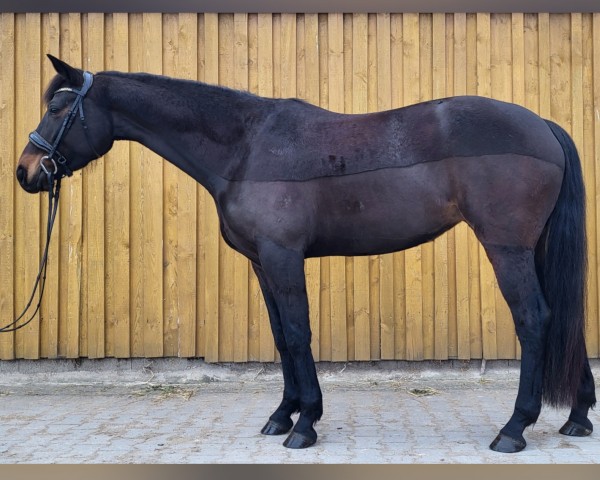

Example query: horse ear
[47,54,84,86]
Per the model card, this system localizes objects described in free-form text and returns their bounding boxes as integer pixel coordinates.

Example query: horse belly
[306,164,460,257]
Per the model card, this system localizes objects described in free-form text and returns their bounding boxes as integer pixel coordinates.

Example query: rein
[0,71,94,333]
[0,173,61,333]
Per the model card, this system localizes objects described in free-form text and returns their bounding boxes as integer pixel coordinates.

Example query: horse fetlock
[515,404,541,427]
[277,396,301,417]
[301,397,323,421]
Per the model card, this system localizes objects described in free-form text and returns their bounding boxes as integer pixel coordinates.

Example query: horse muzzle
[16,161,51,194]
[16,143,57,193]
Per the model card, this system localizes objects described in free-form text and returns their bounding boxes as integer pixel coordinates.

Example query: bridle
[29,70,100,179]
[0,70,97,333]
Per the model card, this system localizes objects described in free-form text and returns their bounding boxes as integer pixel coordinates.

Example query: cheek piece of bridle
[1,71,98,333]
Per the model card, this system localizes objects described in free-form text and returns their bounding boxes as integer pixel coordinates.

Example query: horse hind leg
[559,358,596,437]
[483,244,550,453]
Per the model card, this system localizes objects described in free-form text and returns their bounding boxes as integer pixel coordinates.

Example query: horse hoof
[559,420,592,437]
[283,430,317,449]
[489,433,526,453]
[261,418,293,436]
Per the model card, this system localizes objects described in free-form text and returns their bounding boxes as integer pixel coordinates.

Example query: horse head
[16,54,113,193]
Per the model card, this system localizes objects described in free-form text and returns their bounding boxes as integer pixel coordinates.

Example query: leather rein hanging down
[0,71,96,333]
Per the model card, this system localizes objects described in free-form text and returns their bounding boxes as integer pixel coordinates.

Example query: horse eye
[49,106,59,115]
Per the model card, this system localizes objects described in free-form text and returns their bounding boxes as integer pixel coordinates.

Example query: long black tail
[537,119,587,407]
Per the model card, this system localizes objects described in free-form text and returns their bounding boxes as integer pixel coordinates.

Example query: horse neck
[102,72,261,195]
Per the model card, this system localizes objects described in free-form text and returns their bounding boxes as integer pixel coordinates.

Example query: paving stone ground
[0,359,598,464]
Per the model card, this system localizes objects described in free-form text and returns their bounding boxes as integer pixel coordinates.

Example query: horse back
[234,95,564,183]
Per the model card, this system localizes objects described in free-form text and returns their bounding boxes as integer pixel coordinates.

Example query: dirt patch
[132,384,196,401]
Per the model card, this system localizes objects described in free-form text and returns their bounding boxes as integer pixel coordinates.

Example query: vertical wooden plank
[476,12,497,360]
[232,13,249,362]
[466,13,482,358]
[550,14,572,130]
[303,13,321,361]
[59,13,83,359]
[524,14,540,114]
[419,14,435,360]
[218,14,235,361]
[141,13,164,357]
[445,13,458,360]
[377,13,395,360]
[83,13,106,359]
[256,13,275,361]
[432,12,448,360]
[177,13,198,358]
[343,14,354,361]
[39,12,60,359]
[162,13,180,357]
[273,14,281,100]
[297,14,306,101]
[318,13,332,361]
[13,13,24,359]
[328,13,348,361]
[490,13,515,360]
[105,12,131,358]
[352,13,370,361]
[129,13,144,357]
[453,13,471,360]
[16,13,41,359]
[78,14,90,358]
[0,13,15,360]
[592,13,600,356]
[203,13,221,362]
[246,13,260,361]
[512,13,525,108]
[403,13,423,360]
[196,13,207,359]
[367,13,380,360]
[103,13,114,357]
[539,14,551,120]
[390,14,406,359]
[280,13,296,99]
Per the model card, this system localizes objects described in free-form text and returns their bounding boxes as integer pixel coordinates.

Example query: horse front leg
[256,239,322,449]
[252,262,299,436]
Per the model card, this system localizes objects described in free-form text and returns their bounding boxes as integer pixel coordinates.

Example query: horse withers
[16,54,596,452]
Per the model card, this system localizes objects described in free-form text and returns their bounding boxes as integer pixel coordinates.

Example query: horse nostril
[16,165,26,183]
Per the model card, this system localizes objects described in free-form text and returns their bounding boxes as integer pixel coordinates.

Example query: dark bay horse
[17,55,596,453]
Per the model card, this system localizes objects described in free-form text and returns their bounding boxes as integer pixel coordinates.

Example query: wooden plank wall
[0,12,599,362]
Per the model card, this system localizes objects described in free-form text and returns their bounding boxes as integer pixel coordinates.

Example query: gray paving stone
[0,359,598,463]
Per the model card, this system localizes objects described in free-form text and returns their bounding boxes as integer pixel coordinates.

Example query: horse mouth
[16,165,50,193]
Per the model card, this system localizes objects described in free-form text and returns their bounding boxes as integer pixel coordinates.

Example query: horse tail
[536,119,587,407]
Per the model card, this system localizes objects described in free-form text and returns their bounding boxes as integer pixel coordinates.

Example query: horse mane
[99,70,266,104]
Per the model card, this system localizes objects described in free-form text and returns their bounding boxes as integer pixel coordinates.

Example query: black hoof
[283,430,317,449]
[559,420,592,437]
[489,433,526,453]
[261,418,293,436]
